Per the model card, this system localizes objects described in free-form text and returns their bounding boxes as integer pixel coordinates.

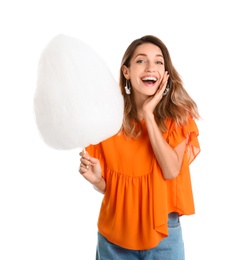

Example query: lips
[141,76,157,85]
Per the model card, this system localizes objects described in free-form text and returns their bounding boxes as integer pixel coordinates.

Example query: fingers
[79,157,92,176]
[80,154,92,166]
[79,148,101,172]
[79,149,88,156]
[80,161,89,169]
[164,71,169,82]
[162,72,169,86]
[79,149,89,173]
[79,163,89,174]
[79,149,97,172]
[78,152,102,185]
[79,157,91,173]
[159,72,170,97]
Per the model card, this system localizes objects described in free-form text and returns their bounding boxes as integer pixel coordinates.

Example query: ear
[122,65,129,80]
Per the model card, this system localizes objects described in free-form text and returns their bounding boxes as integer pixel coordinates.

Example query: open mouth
[142,77,157,85]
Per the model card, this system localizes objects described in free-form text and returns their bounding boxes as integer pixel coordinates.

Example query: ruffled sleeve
[184,118,200,164]
[164,117,200,164]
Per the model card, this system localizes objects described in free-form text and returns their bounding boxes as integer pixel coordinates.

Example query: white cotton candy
[34,34,124,150]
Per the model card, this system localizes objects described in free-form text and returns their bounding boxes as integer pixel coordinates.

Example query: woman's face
[123,43,166,100]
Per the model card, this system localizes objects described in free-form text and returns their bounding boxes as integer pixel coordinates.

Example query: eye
[136,59,146,64]
[156,61,164,65]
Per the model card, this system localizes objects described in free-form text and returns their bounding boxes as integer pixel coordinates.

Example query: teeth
[142,77,157,81]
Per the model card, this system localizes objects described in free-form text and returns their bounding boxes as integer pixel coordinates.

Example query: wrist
[93,176,106,194]
[143,112,154,121]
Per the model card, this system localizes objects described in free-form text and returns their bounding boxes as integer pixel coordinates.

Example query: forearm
[144,113,184,180]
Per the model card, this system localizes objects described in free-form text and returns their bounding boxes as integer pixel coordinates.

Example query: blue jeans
[96,212,185,260]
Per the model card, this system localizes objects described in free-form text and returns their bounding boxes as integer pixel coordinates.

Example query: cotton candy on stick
[34,34,124,150]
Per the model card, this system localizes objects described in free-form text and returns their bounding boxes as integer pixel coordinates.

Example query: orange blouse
[86,117,200,250]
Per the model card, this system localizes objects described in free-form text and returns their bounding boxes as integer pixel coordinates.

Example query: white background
[0,0,231,259]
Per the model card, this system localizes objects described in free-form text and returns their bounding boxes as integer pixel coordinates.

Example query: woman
[79,35,200,260]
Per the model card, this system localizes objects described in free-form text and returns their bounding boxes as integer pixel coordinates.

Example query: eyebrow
[135,53,164,58]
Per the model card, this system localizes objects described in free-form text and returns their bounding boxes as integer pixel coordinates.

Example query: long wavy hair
[119,35,200,138]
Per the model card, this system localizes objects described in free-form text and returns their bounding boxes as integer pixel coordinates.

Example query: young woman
[79,35,200,260]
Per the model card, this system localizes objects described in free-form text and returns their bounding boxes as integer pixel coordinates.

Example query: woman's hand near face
[142,71,169,117]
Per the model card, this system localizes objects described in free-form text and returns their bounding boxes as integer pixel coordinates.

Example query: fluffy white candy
[34,34,124,150]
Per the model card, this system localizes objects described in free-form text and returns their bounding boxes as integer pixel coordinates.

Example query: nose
[145,61,156,72]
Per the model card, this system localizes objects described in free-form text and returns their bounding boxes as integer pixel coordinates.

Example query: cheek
[158,69,166,79]
[128,70,138,83]
[129,77,137,88]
